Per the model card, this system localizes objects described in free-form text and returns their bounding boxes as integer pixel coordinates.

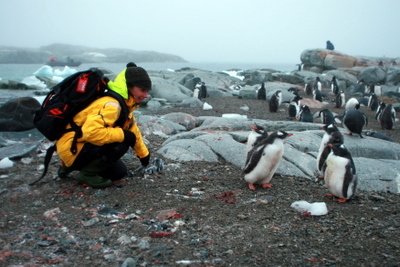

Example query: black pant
[72,142,129,180]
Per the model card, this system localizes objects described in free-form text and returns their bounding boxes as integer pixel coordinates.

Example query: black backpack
[30,68,128,185]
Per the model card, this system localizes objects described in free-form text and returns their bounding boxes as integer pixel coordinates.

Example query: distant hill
[0,43,188,64]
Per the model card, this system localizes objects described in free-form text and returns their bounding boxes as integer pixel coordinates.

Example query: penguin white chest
[244,142,284,185]
[324,154,349,198]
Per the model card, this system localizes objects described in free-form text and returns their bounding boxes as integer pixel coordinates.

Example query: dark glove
[139,153,150,167]
[123,130,136,147]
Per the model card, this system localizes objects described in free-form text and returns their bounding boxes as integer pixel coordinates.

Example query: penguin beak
[249,125,258,130]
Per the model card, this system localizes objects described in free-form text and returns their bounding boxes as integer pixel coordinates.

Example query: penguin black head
[320,123,339,134]
[250,123,267,135]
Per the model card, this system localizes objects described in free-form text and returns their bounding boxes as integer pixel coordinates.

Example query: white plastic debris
[0,157,13,169]
[290,200,328,216]
[203,102,213,110]
[222,113,248,119]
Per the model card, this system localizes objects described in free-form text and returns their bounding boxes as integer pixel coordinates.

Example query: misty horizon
[1,0,399,64]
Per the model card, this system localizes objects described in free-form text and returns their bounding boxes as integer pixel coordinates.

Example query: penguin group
[244,72,397,201]
[244,126,292,190]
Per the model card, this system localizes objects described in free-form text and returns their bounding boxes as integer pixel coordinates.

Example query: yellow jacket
[56,69,149,167]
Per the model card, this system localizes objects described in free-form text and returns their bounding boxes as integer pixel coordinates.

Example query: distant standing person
[326,40,334,50]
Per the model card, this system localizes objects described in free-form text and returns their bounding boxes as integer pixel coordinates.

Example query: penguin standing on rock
[269,90,282,112]
[243,131,292,190]
[335,91,346,108]
[287,95,302,120]
[245,124,269,155]
[298,105,313,122]
[324,143,357,202]
[345,97,360,110]
[317,109,335,125]
[380,104,396,130]
[341,109,368,138]
[304,83,313,95]
[313,87,323,102]
[317,124,344,177]
[375,102,386,122]
[368,93,378,111]
[257,83,266,100]
[331,76,339,96]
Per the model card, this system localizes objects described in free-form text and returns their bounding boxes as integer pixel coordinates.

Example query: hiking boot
[58,165,75,179]
[77,171,112,189]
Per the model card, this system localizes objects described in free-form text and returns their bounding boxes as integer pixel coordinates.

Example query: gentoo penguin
[345,97,360,110]
[324,143,357,202]
[367,93,378,111]
[317,124,344,177]
[269,90,282,112]
[304,83,313,95]
[287,95,302,119]
[257,82,266,100]
[364,131,393,142]
[298,105,313,122]
[335,91,346,108]
[380,104,396,130]
[357,96,369,107]
[365,84,375,95]
[317,109,335,125]
[331,76,339,95]
[243,131,292,190]
[375,102,386,122]
[245,123,269,155]
[198,82,207,99]
[288,87,300,97]
[314,77,322,91]
[313,87,323,102]
[342,109,368,138]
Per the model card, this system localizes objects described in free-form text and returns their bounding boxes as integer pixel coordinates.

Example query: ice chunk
[203,102,213,110]
[222,113,248,119]
[291,200,328,216]
[33,65,54,76]
[0,157,13,169]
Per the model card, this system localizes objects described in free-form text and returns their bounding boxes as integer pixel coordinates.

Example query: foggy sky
[1,0,399,64]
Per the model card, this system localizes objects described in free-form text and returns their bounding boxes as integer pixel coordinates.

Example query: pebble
[84,217,100,227]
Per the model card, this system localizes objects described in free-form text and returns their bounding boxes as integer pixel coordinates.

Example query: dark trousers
[72,142,129,180]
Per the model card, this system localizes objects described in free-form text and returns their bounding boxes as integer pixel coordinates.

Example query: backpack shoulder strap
[29,144,57,186]
[104,90,130,128]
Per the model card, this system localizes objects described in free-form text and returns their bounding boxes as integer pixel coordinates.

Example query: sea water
[0,62,297,82]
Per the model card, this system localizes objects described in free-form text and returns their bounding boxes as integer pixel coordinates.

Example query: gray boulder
[150,77,193,102]
[272,73,304,85]
[358,66,386,84]
[385,66,400,86]
[161,113,198,131]
[0,97,41,131]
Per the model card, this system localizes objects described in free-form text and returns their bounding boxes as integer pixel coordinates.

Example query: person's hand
[139,154,150,167]
[123,130,136,147]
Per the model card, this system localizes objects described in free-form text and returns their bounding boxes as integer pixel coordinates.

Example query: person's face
[128,86,149,103]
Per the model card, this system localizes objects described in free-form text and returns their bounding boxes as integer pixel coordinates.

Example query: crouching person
[57,66,152,188]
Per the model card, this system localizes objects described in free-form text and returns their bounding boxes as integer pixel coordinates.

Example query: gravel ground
[0,87,399,266]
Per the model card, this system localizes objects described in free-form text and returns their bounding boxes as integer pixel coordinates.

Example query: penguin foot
[262,183,272,188]
[337,198,347,203]
[326,193,334,198]
[248,183,256,190]
[344,133,352,136]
